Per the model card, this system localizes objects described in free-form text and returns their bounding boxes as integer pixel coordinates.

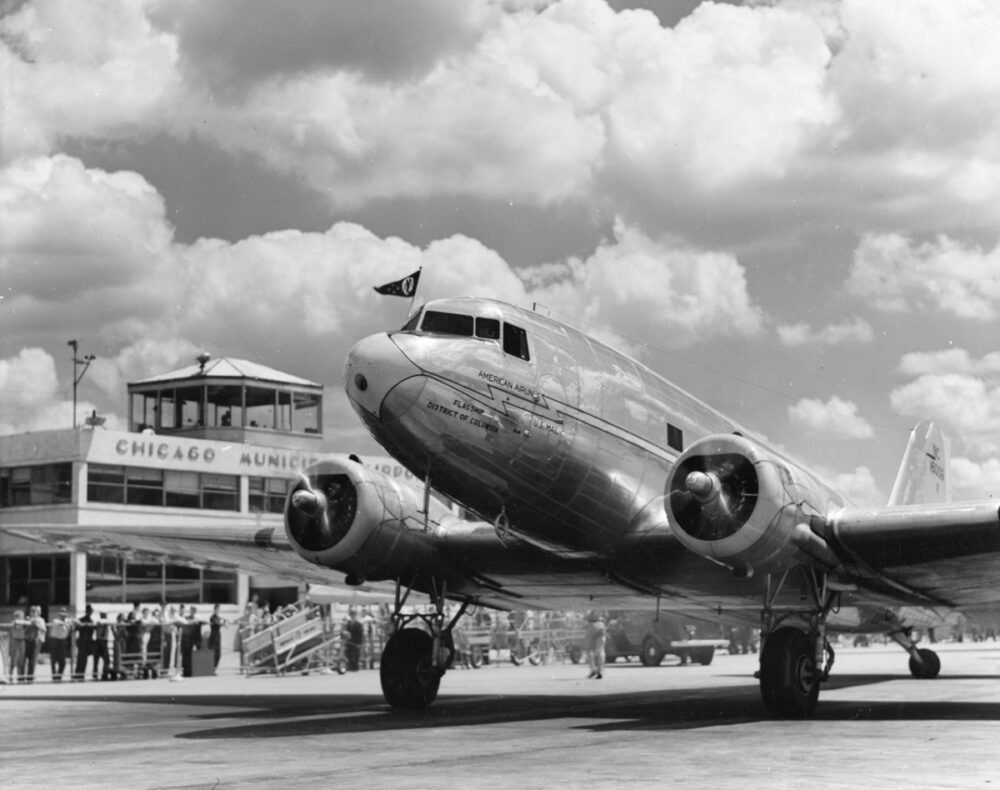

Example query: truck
[603,611,731,666]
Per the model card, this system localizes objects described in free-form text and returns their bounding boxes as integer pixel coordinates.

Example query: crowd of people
[2,601,229,683]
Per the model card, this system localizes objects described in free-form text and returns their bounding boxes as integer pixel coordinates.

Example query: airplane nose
[344,333,424,424]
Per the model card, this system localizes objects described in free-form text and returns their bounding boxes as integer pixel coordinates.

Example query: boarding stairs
[241,602,345,676]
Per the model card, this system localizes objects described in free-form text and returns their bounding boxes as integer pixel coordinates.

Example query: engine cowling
[664,433,845,577]
[284,456,453,583]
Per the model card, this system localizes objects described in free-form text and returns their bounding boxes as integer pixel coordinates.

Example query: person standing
[72,604,97,681]
[585,610,606,680]
[208,604,226,669]
[342,607,364,671]
[94,612,113,680]
[48,608,72,681]
[9,609,27,683]
[23,606,47,683]
[180,606,202,677]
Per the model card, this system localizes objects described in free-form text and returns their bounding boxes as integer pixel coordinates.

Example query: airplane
[6,297,999,717]
[314,296,998,716]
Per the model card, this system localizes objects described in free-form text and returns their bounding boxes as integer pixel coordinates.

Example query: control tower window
[421,311,474,336]
[177,385,204,428]
[293,391,321,433]
[503,322,530,361]
[207,384,243,428]
[246,386,276,429]
[159,390,176,429]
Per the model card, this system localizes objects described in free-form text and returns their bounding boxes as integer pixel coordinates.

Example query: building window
[86,557,237,605]
[177,385,204,429]
[0,554,70,607]
[87,465,238,511]
[207,384,244,428]
[245,386,276,429]
[126,466,164,506]
[88,464,126,504]
[249,477,289,513]
[202,474,239,510]
[293,391,321,434]
[164,470,200,508]
[0,463,72,507]
[86,554,125,603]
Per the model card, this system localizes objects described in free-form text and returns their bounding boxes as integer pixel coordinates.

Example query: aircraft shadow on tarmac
[166,671,1000,738]
[12,672,998,739]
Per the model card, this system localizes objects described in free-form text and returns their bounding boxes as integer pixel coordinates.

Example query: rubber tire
[567,645,582,664]
[640,636,664,667]
[379,629,441,710]
[469,646,483,669]
[759,627,820,718]
[909,647,941,679]
[690,646,715,666]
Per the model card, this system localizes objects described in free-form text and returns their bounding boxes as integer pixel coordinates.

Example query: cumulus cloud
[0,154,769,434]
[846,233,1000,320]
[951,457,1000,501]
[897,349,1000,377]
[788,396,873,439]
[1,0,181,161]
[523,219,764,351]
[777,316,873,347]
[890,373,1000,456]
[832,466,883,507]
[0,347,120,434]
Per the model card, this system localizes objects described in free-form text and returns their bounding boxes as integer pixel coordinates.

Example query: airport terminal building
[0,355,409,622]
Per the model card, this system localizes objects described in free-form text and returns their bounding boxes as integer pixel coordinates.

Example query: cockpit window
[421,311,474,336]
[503,322,530,361]
[400,311,421,332]
[475,317,500,340]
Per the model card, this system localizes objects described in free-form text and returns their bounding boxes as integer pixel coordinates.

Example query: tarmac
[2,641,999,790]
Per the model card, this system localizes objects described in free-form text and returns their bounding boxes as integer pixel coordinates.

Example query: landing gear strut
[757,566,837,718]
[888,624,941,680]
[379,575,470,710]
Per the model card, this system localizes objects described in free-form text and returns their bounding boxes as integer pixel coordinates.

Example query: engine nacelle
[284,456,454,583]
[664,434,845,577]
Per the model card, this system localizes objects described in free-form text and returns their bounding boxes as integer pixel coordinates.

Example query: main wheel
[759,627,820,718]
[908,647,941,679]
[690,646,715,666]
[640,636,664,667]
[380,629,442,710]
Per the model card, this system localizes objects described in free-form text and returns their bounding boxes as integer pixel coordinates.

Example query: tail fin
[888,421,951,506]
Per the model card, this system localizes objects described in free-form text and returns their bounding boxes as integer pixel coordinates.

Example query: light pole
[68,339,96,429]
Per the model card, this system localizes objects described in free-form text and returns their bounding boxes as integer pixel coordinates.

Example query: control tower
[128,354,323,451]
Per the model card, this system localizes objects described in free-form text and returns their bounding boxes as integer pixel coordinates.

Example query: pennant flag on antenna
[374,269,421,297]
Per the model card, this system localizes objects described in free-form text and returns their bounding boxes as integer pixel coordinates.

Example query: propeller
[668,453,758,541]
[286,474,358,552]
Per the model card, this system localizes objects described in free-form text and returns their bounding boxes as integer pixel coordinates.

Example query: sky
[2,0,1000,506]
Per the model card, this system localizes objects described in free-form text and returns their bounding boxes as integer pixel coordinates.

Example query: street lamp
[68,339,96,429]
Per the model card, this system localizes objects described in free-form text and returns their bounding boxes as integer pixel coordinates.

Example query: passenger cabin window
[421,311,473,336]
[503,323,530,361]
[475,317,500,340]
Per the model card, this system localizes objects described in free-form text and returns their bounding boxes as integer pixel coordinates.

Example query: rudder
[888,421,951,506]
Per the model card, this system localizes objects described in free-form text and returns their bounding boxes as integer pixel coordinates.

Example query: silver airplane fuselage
[343,297,871,621]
